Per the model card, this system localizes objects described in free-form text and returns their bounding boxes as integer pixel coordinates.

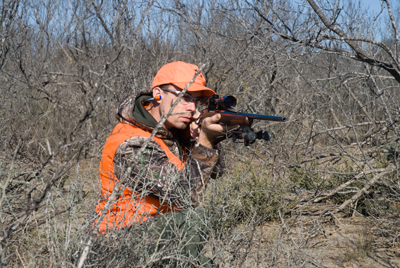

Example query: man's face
[158,85,203,130]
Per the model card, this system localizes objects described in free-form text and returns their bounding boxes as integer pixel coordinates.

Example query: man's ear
[152,87,162,99]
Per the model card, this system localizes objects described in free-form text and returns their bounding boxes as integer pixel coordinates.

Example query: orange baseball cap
[152,61,216,97]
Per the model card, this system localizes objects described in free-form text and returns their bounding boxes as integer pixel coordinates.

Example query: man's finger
[202,113,221,125]
[192,111,201,120]
[210,113,221,123]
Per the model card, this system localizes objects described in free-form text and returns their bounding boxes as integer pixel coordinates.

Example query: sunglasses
[160,88,205,106]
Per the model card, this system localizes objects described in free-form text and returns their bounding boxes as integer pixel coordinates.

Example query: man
[95,61,235,266]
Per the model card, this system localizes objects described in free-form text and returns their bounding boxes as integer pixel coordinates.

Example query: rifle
[196,95,286,146]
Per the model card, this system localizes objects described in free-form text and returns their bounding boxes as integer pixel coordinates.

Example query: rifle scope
[205,95,237,111]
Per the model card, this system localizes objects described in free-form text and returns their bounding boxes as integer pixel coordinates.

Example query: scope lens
[219,96,237,110]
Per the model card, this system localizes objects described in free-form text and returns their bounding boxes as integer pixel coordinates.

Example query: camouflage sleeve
[113,137,225,208]
[183,142,225,205]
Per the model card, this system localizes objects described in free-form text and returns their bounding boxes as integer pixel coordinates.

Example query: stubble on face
[161,87,202,130]
[163,103,194,130]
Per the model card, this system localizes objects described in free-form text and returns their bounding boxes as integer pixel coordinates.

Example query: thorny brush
[1,0,400,267]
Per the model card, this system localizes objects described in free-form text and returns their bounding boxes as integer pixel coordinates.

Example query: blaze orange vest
[95,122,186,233]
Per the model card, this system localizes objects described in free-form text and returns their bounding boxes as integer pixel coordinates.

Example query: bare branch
[306,0,400,83]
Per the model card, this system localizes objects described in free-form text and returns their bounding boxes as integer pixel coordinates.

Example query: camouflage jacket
[112,91,225,209]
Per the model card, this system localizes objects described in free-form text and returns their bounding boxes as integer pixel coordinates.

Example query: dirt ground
[260,212,400,268]
[317,217,400,268]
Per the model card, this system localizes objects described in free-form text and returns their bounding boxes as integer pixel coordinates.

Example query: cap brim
[171,82,216,97]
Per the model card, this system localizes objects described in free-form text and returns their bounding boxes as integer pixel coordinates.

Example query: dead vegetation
[1,0,400,267]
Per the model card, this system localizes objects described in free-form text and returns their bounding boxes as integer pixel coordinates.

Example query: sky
[363,0,389,13]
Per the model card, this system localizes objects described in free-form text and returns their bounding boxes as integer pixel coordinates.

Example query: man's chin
[165,119,190,130]
[176,123,189,130]
[169,121,190,130]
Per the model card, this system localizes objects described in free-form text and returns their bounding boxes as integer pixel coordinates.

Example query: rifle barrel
[222,110,286,122]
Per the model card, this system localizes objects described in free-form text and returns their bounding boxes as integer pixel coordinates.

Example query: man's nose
[186,101,196,112]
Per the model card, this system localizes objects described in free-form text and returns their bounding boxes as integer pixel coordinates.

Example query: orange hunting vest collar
[95,122,186,233]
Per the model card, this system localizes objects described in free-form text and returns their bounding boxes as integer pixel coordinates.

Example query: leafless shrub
[1,0,400,267]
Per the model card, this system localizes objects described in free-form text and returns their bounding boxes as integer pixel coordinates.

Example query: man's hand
[191,113,239,148]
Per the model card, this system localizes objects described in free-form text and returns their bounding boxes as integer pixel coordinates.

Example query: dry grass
[2,0,400,266]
